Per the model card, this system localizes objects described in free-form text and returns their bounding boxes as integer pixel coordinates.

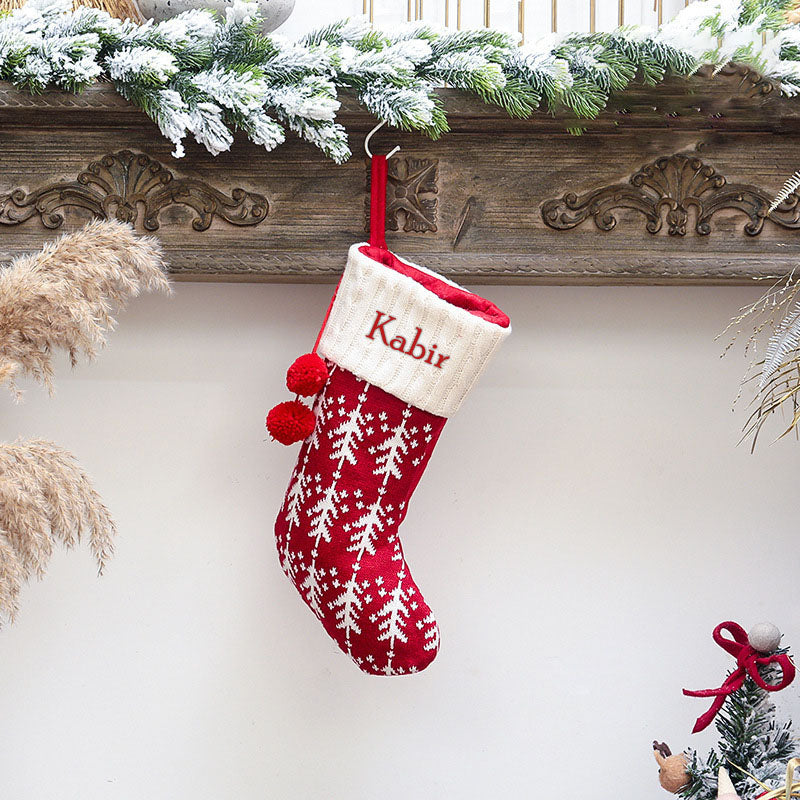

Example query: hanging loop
[365,120,400,159]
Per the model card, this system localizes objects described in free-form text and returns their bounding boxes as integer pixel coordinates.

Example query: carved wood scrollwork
[541,154,800,236]
[365,156,438,234]
[0,150,269,231]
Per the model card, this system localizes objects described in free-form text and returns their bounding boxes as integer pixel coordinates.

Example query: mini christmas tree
[681,662,799,800]
[654,622,799,800]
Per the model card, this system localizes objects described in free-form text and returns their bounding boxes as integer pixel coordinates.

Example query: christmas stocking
[272,243,510,675]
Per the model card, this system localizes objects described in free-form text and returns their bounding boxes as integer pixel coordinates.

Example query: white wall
[1,279,800,799]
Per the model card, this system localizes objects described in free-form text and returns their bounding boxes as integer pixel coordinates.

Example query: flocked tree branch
[2,0,800,161]
[681,665,799,800]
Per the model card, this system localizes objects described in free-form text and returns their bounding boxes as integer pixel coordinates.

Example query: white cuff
[317,244,511,417]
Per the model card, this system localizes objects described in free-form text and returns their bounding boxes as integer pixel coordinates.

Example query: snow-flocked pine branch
[4,0,800,161]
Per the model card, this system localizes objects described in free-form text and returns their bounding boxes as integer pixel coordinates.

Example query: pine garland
[682,665,800,800]
[1,0,800,161]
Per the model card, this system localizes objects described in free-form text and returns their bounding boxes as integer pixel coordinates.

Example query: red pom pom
[286,353,329,396]
[266,400,316,445]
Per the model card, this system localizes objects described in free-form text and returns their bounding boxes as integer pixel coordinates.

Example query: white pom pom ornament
[748,622,782,654]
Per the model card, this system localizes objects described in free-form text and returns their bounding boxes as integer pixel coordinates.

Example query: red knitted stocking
[273,244,510,675]
[275,364,445,675]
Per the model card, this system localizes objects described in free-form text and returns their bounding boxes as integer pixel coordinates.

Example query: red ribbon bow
[683,621,795,733]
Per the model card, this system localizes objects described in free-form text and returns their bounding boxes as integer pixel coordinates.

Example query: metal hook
[365,120,400,159]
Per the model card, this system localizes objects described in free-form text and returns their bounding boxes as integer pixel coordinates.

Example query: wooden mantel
[1,67,800,284]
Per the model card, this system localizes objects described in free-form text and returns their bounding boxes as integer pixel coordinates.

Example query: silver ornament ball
[748,622,782,653]
[135,0,296,32]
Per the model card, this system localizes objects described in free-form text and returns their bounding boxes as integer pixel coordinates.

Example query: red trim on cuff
[358,245,510,328]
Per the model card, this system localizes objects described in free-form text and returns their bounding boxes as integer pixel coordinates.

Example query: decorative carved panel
[2,77,800,284]
[541,154,800,237]
[0,150,268,231]
[386,156,438,233]
[365,156,438,235]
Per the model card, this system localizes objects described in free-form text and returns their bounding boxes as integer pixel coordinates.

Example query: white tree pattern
[371,569,412,674]
[337,405,413,657]
[347,486,386,557]
[284,467,308,531]
[278,368,336,577]
[329,567,365,647]
[372,406,412,482]
[300,562,325,618]
[307,478,347,546]
[300,382,367,639]
[280,456,313,581]
[329,388,370,465]
[275,371,441,674]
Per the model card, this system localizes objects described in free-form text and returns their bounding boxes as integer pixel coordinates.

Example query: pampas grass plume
[0,219,170,397]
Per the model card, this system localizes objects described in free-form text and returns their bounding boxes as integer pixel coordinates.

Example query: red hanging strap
[312,153,388,355]
[269,149,394,445]
[369,154,388,251]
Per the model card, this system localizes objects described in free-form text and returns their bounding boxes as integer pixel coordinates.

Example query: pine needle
[683,670,799,800]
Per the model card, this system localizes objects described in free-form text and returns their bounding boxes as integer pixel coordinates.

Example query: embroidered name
[366,311,450,369]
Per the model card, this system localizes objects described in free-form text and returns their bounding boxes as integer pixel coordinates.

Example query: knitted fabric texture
[276,365,445,675]
[274,245,510,674]
[317,244,510,417]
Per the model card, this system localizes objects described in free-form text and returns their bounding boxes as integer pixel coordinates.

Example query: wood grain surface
[1,68,799,284]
